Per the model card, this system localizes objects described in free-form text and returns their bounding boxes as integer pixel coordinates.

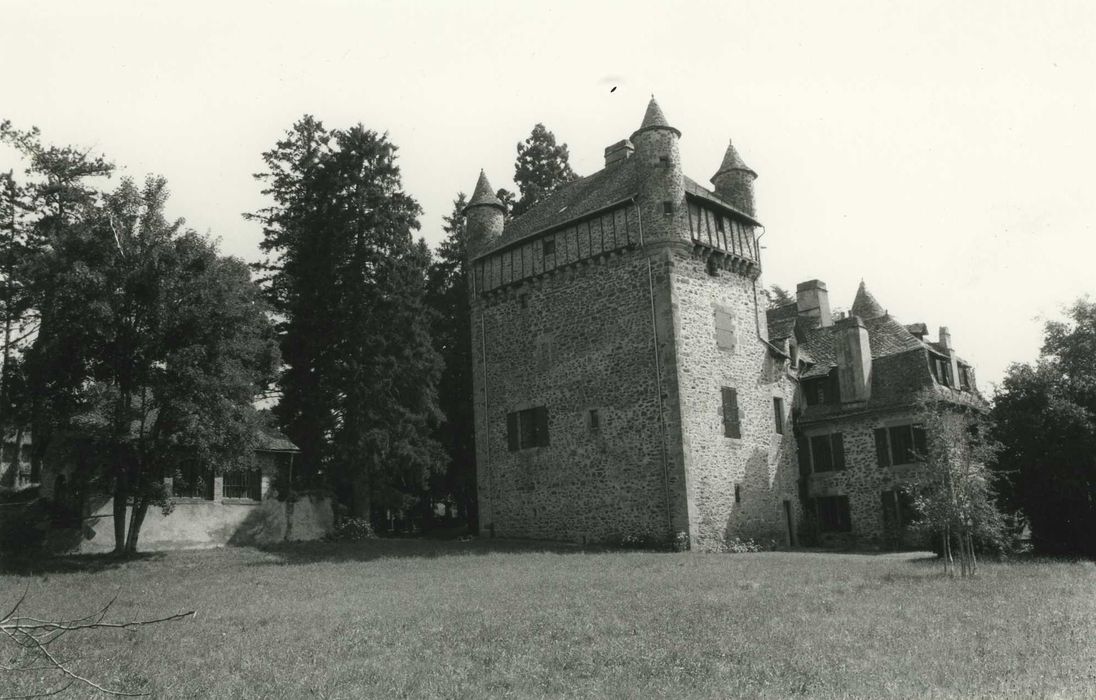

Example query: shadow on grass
[244,537,618,567]
[0,551,167,576]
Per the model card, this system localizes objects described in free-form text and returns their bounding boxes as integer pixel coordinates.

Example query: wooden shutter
[912,425,927,460]
[831,433,846,470]
[796,436,812,477]
[874,428,891,467]
[534,406,550,447]
[773,397,784,434]
[722,387,741,438]
[506,412,519,452]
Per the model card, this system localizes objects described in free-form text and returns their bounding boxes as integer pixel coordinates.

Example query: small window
[659,155,670,166]
[543,238,556,256]
[662,201,673,215]
[715,216,725,233]
[875,424,928,467]
[588,409,600,434]
[506,406,550,451]
[721,387,741,438]
[811,495,852,533]
[519,294,528,309]
[223,469,262,500]
[734,483,742,504]
[807,432,845,473]
[172,461,215,500]
[773,397,785,434]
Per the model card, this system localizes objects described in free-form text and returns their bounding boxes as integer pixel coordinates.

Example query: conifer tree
[252,118,444,523]
[425,193,477,528]
[512,124,578,217]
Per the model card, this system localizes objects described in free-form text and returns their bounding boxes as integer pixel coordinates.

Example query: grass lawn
[1,540,1094,698]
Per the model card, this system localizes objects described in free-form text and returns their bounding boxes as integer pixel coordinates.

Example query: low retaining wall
[73,494,334,553]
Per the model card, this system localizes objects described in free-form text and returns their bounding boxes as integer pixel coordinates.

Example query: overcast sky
[4,0,1094,390]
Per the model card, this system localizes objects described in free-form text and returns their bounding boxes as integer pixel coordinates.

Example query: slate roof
[767,301,799,342]
[256,426,299,453]
[798,314,925,379]
[684,176,763,226]
[712,139,756,178]
[850,281,886,319]
[466,170,504,212]
[481,157,642,255]
[632,97,680,137]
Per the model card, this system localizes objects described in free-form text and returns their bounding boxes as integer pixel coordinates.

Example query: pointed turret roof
[712,139,756,180]
[850,280,887,319]
[464,170,505,213]
[631,96,681,138]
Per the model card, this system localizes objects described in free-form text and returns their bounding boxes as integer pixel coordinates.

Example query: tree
[23,173,278,553]
[252,118,444,525]
[0,121,114,484]
[909,394,1006,576]
[993,298,1096,558]
[425,193,477,528]
[769,284,794,308]
[511,123,578,217]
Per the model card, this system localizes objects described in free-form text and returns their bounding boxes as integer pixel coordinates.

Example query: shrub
[722,537,764,553]
[325,517,377,542]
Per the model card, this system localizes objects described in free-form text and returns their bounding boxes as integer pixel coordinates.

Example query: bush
[325,517,377,542]
[722,537,764,553]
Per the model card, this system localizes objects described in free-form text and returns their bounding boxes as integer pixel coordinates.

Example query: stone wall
[473,236,678,546]
[800,409,931,548]
[670,252,801,551]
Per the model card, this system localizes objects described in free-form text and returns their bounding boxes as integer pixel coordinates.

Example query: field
[1,540,1094,698]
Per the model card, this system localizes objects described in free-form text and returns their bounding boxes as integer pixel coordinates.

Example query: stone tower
[464,99,800,551]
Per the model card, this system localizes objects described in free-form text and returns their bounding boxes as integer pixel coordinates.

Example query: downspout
[480,314,494,537]
[639,201,675,544]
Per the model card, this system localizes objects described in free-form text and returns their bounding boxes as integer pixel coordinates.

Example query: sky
[3,0,1095,391]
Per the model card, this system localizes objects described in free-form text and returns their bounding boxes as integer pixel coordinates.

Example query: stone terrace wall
[670,252,801,551]
[474,244,674,545]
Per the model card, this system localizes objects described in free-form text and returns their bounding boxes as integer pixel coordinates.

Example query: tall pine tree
[252,118,444,523]
[511,124,578,217]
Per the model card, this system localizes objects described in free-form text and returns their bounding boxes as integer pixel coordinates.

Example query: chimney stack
[938,326,952,351]
[604,139,634,167]
[835,315,872,402]
[938,326,962,389]
[796,280,833,327]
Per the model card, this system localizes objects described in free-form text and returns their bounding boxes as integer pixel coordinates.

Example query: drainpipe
[638,201,675,545]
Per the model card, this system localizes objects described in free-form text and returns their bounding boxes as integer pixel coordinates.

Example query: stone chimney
[604,139,634,167]
[796,280,833,327]
[938,326,952,350]
[835,315,872,402]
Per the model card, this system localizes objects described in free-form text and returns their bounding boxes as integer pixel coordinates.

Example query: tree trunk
[968,532,978,575]
[112,471,129,554]
[124,496,149,554]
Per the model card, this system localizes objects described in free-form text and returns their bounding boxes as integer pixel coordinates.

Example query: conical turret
[710,139,757,216]
[630,97,684,242]
[463,170,505,260]
[850,280,886,319]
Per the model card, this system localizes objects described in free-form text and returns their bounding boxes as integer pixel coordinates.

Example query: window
[958,365,972,390]
[721,387,741,438]
[588,409,600,434]
[662,201,673,215]
[542,238,556,256]
[659,155,670,166]
[734,483,742,504]
[798,432,845,473]
[874,424,927,467]
[803,370,840,406]
[773,397,785,434]
[172,461,214,500]
[223,469,262,500]
[881,489,918,530]
[713,308,736,352]
[810,495,852,533]
[929,354,953,387]
[519,293,528,309]
[715,216,725,233]
[506,406,549,451]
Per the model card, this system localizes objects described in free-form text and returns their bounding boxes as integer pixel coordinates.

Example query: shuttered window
[813,495,852,533]
[507,407,550,451]
[721,387,741,438]
[876,424,929,467]
[806,432,845,473]
[773,397,785,434]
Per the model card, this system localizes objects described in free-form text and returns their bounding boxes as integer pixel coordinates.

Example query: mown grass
[1,540,1093,698]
